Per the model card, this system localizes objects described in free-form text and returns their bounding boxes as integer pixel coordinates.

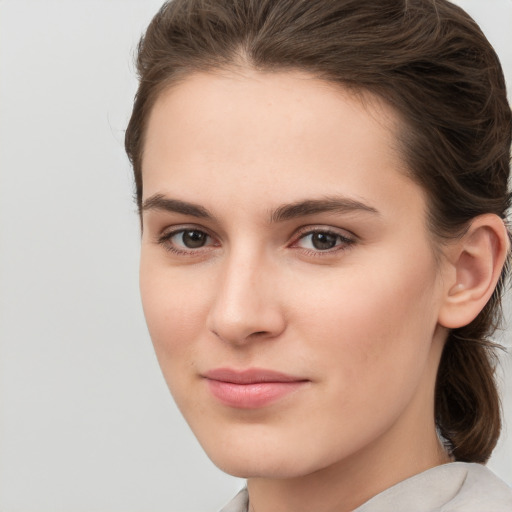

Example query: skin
[140,69,456,512]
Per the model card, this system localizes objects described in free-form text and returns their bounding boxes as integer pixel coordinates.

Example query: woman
[125,0,512,510]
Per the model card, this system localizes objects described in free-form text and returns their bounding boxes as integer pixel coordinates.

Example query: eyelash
[290,227,356,256]
[157,227,218,256]
[156,226,356,257]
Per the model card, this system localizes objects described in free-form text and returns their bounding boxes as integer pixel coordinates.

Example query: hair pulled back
[125,0,512,463]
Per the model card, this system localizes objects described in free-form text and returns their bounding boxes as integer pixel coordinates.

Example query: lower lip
[206,379,307,409]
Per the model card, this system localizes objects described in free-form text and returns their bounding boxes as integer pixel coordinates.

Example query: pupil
[182,230,207,248]
[312,232,337,250]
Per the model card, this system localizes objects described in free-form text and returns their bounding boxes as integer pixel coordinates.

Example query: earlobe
[438,214,509,329]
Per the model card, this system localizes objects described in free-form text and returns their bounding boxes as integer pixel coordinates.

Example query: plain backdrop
[0,1,511,511]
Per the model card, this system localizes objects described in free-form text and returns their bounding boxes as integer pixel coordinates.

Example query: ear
[438,214,510,329]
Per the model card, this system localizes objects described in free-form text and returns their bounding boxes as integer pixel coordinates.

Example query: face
[140,70,448,479]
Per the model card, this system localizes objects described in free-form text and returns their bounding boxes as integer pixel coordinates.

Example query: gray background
[0,1,510,511]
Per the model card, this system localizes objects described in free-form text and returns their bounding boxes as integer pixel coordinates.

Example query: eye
[173,229,210,249]
[294,228,355,253]
[158,228,216,254]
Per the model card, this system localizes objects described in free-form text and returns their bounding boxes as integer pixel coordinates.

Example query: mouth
[202,368,309,409]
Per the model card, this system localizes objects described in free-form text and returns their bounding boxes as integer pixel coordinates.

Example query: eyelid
[292,224,357,242]
[156,224,220,254]
[289,225,357,254]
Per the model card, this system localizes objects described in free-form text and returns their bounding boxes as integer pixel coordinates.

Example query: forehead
[141,69,422,219]
[144,69,401,162]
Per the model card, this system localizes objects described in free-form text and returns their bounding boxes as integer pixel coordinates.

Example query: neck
[247,423,451,512]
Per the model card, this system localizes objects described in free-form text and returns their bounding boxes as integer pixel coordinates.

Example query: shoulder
[218,464,512,512]
[445,463,512,511]
[356,462,512,512]
[218,488,248,512]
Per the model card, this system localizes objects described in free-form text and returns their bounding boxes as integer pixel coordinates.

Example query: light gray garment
[219,462,512,512]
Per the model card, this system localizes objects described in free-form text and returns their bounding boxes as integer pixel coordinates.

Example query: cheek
[139,258,211,364]
[288,250,441,389]
[270,254,442,463]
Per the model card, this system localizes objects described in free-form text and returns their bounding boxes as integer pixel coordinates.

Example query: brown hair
[125,0,511,463]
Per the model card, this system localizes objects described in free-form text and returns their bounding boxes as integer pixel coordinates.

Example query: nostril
[210,327,275,344]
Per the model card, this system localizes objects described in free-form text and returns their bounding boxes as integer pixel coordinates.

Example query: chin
[194,425,331,480]
[209,451,308,479]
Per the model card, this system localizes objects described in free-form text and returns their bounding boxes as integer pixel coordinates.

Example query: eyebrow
[270,196,379,223]
[141,193,379,222]
[142,194,213,218]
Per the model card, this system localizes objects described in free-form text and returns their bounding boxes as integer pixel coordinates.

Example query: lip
[203,368,309,409]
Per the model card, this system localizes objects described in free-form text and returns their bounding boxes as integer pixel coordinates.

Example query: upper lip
[203,368,308,384]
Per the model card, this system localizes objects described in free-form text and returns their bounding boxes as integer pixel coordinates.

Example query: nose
[206,249,286,345]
